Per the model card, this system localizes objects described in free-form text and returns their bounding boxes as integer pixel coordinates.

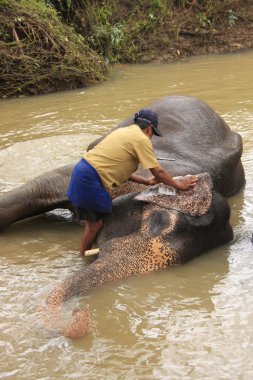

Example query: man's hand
[176,175,198,190]
[150,166,198,190]
[130,170,198,190]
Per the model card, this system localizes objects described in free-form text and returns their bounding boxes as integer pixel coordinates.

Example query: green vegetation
[51,0,253,63]
[0,0,253,98]
[0,0,108,98]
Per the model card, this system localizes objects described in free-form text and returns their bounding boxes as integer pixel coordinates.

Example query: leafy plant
[228,9,238,26]
[82,2,126,63]
[196,12,211,28]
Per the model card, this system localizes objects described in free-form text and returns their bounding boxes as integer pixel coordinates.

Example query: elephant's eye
[148,210,169,236]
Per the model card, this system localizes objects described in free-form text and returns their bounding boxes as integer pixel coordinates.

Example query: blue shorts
[67,159,112,221]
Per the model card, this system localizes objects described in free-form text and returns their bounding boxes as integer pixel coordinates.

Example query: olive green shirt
[84,124,159,190]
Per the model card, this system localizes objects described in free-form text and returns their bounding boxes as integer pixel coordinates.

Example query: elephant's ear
[134,172,213,216]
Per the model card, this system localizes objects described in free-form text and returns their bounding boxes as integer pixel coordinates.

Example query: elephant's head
[97,172,232,269]
[42,173,233,338]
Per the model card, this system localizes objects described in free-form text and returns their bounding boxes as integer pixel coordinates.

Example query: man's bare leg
[80,219,102,254]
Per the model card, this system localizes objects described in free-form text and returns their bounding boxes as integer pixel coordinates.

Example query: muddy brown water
[0,51,253,380]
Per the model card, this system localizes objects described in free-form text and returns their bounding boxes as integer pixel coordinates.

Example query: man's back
[84,125,158,189]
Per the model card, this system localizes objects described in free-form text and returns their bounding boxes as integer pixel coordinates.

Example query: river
[0,50,253,380]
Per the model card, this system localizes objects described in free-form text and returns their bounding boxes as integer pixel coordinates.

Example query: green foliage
[0,0,249,97]
[82,2,127,63]
[0,0,9,6]
[0,0,108,98]
[45,0,73,18]
[196,12,211,28]
[41,0,245,65]
[150,0,163,11]
[195,2,239,30]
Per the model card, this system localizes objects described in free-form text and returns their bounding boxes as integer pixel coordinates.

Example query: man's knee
[86,219,102,232]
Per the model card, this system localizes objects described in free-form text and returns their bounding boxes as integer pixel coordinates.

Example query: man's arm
[128,173,158,186]
[150,166,198,190]
[129,169,197,189]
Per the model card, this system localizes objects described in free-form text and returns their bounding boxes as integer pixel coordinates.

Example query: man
[67,109,198,254]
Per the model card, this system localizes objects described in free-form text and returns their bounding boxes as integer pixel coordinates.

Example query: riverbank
[140,15,253,63]
[128,2,253,63]
[0,0,253,98]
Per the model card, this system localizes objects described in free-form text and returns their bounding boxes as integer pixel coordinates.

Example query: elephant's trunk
[41,227,181,338]
[41,242,151,338]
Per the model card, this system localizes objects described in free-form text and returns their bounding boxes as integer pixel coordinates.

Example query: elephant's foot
[63,307,91,339]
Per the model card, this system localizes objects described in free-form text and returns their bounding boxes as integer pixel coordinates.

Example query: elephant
[0,95,245,337]
[0,95,244,231]
[41,173,233,338]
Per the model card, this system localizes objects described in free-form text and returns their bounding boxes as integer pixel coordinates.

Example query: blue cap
[134,109,163,137]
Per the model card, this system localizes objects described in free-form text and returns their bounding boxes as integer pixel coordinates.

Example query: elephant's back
[88,95,244,197]
[121,95,236,146]
[120,95,245,196]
